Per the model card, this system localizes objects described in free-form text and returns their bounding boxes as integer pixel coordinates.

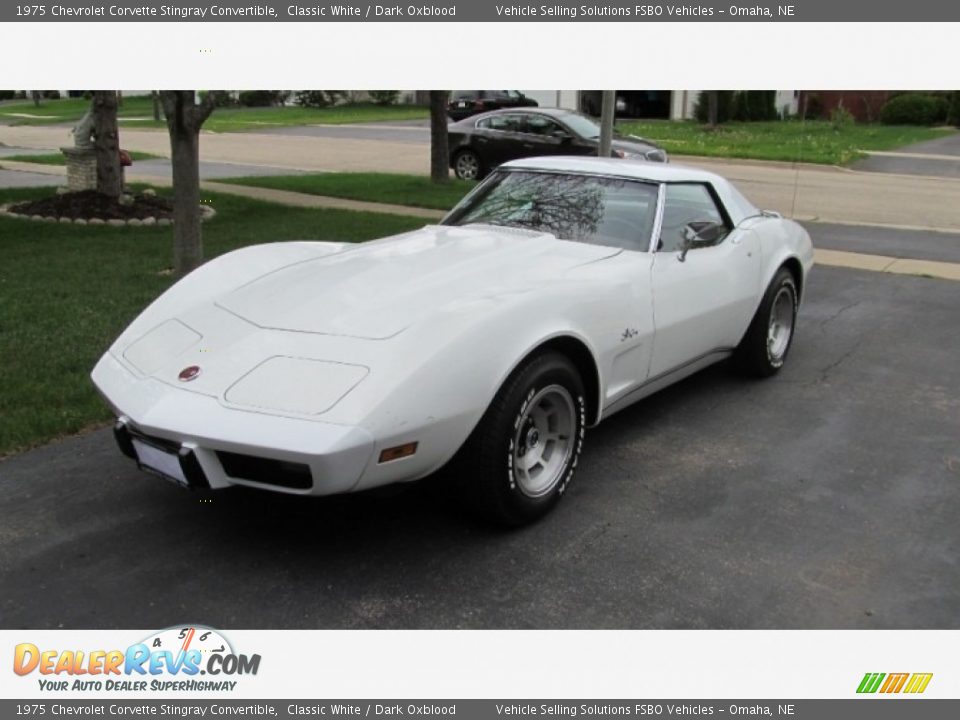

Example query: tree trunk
[707,91,718,128]
[32,91,40,107]
[429,91,449,183]
[160,91,218,277]
[152,91,161,121]
[171,127,203,274]
[93,91,122,198]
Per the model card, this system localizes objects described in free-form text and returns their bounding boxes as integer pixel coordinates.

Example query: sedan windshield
[558,112,604,139]
[443,170,659,252]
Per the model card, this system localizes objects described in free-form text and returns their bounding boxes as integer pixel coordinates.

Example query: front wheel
[453,149,483,181]
[735,267,798,377]
[454,352,586,526]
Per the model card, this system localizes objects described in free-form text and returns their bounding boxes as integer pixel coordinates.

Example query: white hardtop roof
[501,156,761,224]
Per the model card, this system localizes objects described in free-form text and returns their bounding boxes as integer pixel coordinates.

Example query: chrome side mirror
[679,221,726,262]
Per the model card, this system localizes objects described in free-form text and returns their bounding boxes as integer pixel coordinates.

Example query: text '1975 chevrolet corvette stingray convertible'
[93,156,813,526]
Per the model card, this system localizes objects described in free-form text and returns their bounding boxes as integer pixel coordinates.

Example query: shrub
[369,90,400,106]
[948,91,960,127]
[880,93,949,125]
[294,90,345,108]
[732,91,777,122]
[0,90,15,101]
[209,91,238,107]
[830,105,855,130]
[802,92,823,120]
[694,91,735,124]
[237,90,286,107]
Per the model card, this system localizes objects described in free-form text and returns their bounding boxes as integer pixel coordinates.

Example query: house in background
[520,90,801,119]
[797,91,892,122]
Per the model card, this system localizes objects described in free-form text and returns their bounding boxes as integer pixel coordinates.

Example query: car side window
[524,115,567,137]
[479,114,524,133]
[658,183,729,252]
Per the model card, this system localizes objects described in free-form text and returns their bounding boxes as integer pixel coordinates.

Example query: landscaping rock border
[0,203,216,226]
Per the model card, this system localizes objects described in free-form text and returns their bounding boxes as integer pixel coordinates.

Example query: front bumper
[93,351,376,496]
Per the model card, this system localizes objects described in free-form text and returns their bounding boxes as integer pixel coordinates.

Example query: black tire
[453,149,483,181]
[454,352,586,527]
[734,267,798,377]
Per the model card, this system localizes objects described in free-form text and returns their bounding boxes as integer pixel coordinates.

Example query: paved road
[0,168,64,188]
[0,158,305,189]
[852,132,960,178]
[2,262,958,630]
[805,222,960,264]
[267,120,430,144]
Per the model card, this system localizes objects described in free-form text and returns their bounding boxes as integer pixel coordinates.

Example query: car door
[519,114,573,157]
[473,113,528,167]
[648,182,762,378]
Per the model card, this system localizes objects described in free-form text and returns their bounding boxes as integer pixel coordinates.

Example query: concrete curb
[815,248,960,282]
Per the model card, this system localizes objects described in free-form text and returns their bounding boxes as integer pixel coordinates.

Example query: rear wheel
[453,149,483,181]
[735,267,798,377]
[455,352,586,526]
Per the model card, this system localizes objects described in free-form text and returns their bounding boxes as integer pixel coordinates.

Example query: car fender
[347,279,627,490]
[754,217,814,303]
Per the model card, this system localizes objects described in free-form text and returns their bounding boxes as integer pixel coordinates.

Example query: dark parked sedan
[448,107,668,180]
[447,91,538,121]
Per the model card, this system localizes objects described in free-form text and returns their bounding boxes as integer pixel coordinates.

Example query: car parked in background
[448,107,668,180]
[447,90,538,121]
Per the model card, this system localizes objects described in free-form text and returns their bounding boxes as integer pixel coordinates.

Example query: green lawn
[0,96,428,132]
[0,186,425,456]
[616,120,957,165]
[202,103,428,132]
[4,151,160,165]
[219,172,474,211]
[0,95,159,125]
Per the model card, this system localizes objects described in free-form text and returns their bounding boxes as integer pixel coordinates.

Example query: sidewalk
[0,159,445,220]
[4,123,960,232]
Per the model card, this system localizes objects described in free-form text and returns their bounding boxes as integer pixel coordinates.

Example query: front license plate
[132,438,188,487]
[458,101,467,107]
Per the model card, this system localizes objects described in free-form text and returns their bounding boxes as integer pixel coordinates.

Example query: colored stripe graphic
[857,672,933,694]
[904,673,934,694]
[880,673,909,693]
[857,673,885,693]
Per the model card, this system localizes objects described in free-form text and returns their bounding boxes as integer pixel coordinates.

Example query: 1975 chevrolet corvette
[92,156,813,525]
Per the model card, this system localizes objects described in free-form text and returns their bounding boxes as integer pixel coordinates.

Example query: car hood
[216,224,620,340]
[611,136,657,153]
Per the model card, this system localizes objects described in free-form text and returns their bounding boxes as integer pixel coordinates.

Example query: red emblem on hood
[178,365,202,382]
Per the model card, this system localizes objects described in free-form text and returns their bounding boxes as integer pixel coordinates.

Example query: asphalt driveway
[2,257,958,630]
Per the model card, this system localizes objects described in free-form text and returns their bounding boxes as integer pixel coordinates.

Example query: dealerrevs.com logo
[13,626,261,692]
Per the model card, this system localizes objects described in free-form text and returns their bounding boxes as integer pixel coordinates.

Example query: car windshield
[557,113,603,139]
[443,170,659,252]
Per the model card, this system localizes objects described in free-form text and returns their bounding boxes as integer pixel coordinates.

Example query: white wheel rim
[512,385,576,498]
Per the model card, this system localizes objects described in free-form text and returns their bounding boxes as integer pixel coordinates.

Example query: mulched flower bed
[8,190,174,221]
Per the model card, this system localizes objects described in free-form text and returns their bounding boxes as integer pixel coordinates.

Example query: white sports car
[92,156,813,525]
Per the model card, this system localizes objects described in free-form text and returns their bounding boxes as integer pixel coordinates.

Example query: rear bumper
[93,352,376,496]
